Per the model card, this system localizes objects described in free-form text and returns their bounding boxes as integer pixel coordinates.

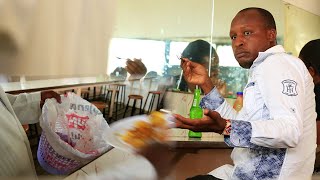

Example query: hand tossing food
[119,111,169,149]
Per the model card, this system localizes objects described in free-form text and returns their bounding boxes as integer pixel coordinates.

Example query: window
[107,38,166,75]
[168,41,189,66]
[216,45,239,67]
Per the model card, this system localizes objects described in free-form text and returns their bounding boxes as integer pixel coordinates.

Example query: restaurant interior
[0,0,320,179]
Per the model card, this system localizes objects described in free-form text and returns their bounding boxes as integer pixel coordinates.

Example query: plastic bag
[38,92,112,175]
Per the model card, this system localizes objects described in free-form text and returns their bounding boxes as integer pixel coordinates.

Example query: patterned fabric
[224,136,232,147]
[261,104,270,119]
[222,119,231,135]
[200,87,225,110]
[230,120,253,148]
[233,148,286,180]
[245,81,255,89]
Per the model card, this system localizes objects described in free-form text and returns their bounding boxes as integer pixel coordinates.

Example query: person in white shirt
[299,39,320,121]
[299,39,320,172]
[175,7,316,180]
[0,89,175,180]
[0,88,61,178]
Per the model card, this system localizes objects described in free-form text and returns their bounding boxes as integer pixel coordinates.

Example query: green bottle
[188,87,202,138]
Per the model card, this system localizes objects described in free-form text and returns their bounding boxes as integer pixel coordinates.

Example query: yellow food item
[120,111,168,149]
[149,111,167,128]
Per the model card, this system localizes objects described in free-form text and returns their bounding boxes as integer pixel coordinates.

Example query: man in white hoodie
[176,7,316,180]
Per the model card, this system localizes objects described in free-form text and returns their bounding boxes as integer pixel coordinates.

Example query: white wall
[113,0,213,40]
[284,4,320,56]
[0,0,116,78]
[113,0,285,40]
[214,0,285,38]
[282,0,320,16]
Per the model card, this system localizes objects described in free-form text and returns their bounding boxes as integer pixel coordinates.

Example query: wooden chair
[123,79,144,118]
[123,94,143,117]
[143,91,161,114]
[90,89,109,121]
[112,83,126,108]
[81,87,90,100]
[106,87,120,121]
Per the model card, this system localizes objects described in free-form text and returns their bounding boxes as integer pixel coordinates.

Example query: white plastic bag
[39,92,112,172]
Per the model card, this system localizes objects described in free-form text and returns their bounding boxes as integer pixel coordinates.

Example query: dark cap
[181,39,216,64]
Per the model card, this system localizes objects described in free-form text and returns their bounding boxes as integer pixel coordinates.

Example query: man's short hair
[239,7,277,30]
[299,39,320,74]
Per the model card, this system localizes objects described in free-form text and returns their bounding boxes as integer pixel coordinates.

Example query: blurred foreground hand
[40,90,61,108]
[138,143,179,179]
[125,58,147,80]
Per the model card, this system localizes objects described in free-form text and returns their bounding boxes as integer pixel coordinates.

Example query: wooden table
[65,89,235,180]
[65,128,232,180]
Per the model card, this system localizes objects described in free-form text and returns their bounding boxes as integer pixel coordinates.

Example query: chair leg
[122,87,126,107]
[115,92,119,120]
[102,108,106,117]
[87,87,90,99]
[131,100,137,116]
[156,94,160,111]
[93,87,97,100]
[148,95,155,114]
[143,93,150,113]
[106,90,111,102]
[139,99,143,114]
[123,98,130,118]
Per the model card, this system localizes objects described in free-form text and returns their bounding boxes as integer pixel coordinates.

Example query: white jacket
[0,86,40,179]
[201,45,316,180]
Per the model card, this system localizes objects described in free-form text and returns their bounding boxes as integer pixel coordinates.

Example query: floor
[28,100,146,178]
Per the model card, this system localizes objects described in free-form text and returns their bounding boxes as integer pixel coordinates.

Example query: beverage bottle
[188,87,203,138]
[233,92,243,112]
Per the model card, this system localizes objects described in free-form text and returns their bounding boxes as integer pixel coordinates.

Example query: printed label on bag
[66,113,89,130]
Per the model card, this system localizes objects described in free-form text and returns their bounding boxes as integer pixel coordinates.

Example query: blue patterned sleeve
[200,87,225,110]
[224,136,233,147]
[228,120,265,149]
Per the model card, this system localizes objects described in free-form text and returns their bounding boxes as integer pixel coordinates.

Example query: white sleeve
[200,87,238,119]
[250,55,306,148]
[6,92,41,124]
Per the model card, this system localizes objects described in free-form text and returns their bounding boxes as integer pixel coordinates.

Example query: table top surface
[0,77,122,93]
[65,134,230,180]
[168,128,228,148]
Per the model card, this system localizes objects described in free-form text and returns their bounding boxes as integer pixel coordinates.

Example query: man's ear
[308,66,316,77]
[268,29,277,43]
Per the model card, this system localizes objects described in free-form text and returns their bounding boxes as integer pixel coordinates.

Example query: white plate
[104,114,175,153]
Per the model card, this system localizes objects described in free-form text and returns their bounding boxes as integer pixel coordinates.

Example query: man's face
[229,10,276,69]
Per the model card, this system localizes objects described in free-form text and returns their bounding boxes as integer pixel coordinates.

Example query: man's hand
[174,109,226,134]
[181,58,214,94]
[125,58,147,80]
[40,90,61,108]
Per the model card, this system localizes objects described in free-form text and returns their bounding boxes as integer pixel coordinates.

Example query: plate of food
[104,111,175,153]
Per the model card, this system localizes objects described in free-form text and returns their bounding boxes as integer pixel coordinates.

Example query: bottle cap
[236,92,243,95]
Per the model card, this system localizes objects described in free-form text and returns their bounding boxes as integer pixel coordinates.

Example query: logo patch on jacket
[282,79,298,96]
